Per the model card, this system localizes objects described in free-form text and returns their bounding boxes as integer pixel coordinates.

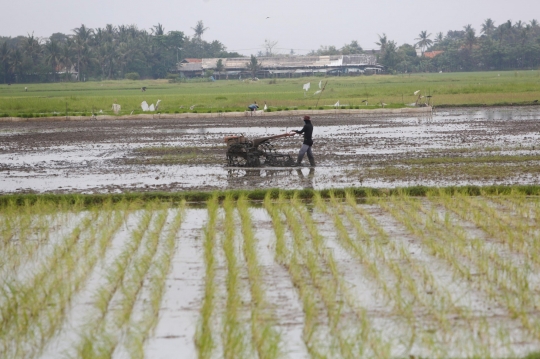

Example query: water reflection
[226,167,315,189]
[296,168,315,189]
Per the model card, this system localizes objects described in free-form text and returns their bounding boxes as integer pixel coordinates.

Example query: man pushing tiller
[290,115,315,167]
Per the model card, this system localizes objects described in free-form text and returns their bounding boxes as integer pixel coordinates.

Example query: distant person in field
[247,102,259,112]
[290,115,315,167]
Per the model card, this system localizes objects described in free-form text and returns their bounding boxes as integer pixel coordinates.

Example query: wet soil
[1,107,540,194]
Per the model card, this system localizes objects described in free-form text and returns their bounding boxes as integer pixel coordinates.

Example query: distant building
[177,54,383,78]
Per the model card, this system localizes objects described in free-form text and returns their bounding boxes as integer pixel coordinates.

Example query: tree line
[307,19,540,73]
[375,19,540,73]
[0,21,240,83]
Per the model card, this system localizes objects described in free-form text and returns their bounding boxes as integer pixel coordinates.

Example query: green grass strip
[4,185,540,208]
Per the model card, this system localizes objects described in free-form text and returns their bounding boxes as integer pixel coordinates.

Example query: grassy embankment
[0,70,539,117]
[3,184,540,207]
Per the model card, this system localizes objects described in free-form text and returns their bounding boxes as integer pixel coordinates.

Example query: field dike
[0,106,432,122]
[1,186,540,358]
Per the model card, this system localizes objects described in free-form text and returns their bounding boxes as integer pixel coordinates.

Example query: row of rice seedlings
[443,192,540,269]
[315,192,446,356]
[419,194,533,304]
[342,191,464,327]
[76,202,168,358]
[485,189,536,220]
[1,200,129,358]
[124,201,186,359]
[262,193,289,264]
[0,198,83,248]
[0,199,67,272]
[263,192,328,358]
[195,194,219,359]
[0,210,97,356]
[74,204,154,358]
[427,192,540,340]
[286,193,369,358]
[221,195,251,359]
[236,195,281,359]
[376,193,520,354]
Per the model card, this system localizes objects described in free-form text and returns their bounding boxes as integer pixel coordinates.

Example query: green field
[1,71,539,117]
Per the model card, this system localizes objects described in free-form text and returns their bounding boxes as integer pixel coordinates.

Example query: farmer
[290,115,315,167]
[247,102,259,112]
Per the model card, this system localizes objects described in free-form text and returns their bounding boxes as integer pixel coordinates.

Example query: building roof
[179,62,203,71]
[181,58,202,63]
[198,54,378,71]
[423,51,444,59]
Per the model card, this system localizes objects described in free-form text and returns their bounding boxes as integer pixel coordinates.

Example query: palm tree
[152,23,165,36]
[73,24,93,81]
[463,24,474,32]
[0,42,11,83]
[191,21,208,41]
[415,30,433,55]
[481,19,496,36]
[434,32,444,44]
[59,40,73,81]
[375,33,387,52]
[464,29,476,50]
[23,33,41,67]
[44,40,61,81]
[531,19,539,28]
[9,48,23,82]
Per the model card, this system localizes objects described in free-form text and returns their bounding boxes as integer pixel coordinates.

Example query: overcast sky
[1,0,539,55]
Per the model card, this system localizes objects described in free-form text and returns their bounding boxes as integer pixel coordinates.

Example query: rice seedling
[317,192,455,356]
[2,189,540,357]
[221,195,249,359]
[281,193,376,358]
[376,192,535,351]
[195,194,219,359]
[264,192,330,357]
[237,195,281,359]
[0,200,129,358]
[74,203,157,358]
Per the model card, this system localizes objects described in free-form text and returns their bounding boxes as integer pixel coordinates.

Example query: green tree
[59,40,74,80]
[246,55,261,79]
[9,48,23,82]
[375,33,388,52]
[0,42,12,83]
[44,40,61,81]
[73,24,93,81]
[415,30,433,54]
[191,20,208,41]
[481,19,496,36]
[341,40,363,54]
[215,58,224,79]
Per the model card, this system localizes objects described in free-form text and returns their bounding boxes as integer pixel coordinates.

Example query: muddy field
[1,106,540,194]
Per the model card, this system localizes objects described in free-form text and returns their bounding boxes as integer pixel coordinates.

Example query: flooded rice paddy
[1,106,540,194]
[2,193,540,358]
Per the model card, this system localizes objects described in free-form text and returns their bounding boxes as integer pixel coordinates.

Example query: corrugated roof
[179,63,203,71]
[199,55,378,71]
